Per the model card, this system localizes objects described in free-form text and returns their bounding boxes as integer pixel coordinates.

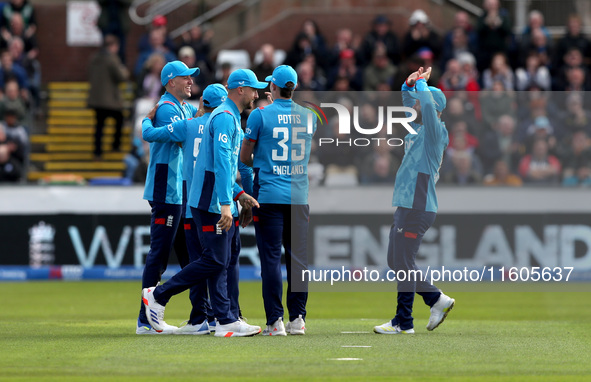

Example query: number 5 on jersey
[272,127,306,161]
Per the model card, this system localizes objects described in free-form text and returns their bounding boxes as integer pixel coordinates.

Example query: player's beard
[243,97,255,110]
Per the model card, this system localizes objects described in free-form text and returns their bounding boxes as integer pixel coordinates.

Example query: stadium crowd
[0,0,38,183]
[127,1,591,188]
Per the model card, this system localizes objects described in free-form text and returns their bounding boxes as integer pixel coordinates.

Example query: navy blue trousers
[254,204,309,325]
[228,217,241,319]
[138,201,182,325]
[153,208,236,325]
[387,207,441,330]
[184,218,212,325]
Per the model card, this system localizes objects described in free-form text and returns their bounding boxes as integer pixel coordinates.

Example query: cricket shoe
[214,320,261,337]
[262,317,287,336]
[136,318,158,335]
[208,319,216,332]
[141,287,177,333]
[373,321,415,334]
[174,320,210,335]
[426,293,455,331]
[286,315,306,335]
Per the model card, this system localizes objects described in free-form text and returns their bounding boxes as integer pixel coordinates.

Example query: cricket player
[240,65,316,336]
[374,67,455,334]
[141,69,266,337]
[142,83,253,334]
[137,60,199,335]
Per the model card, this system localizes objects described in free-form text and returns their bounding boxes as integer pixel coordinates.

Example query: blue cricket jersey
[392,79,449,212]
[142,92,198,205]
[244,99,316,205]
[188,99,245,215]
[142,113,253,218]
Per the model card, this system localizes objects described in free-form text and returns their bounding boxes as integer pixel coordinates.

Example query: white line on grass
[341,346,372,348]
[327,358,363,361]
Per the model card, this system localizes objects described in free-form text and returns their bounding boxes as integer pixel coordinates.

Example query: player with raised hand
[142,69,265,337]
[137,60,199,335]
[374,67,455,335]
[240,65,316,336]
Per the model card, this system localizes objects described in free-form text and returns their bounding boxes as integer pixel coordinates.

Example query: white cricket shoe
[373,321,415,334]
[141,287,177,333]
[286,315,306,335]
[136,318,158,335]
[208,319,216,332]
[214,320,261,337]
[262,317,287,336]
[426,293,455,331]
[174,320,210,335]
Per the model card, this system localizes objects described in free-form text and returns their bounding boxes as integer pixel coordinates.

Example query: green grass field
[1,281,590,381]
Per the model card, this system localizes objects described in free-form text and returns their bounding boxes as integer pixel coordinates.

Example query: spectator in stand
[214,62,232,87]
[438,58,480,93]
[519,27,552,69]
[96,0,131,63]
[442,150,482,185]
[327,49,363,91]
[563,66,591,92]
[442,96,479,137]
[554,15,591,70]
[298,19,327,67]
[285,32,317,69]
[480,80,515,129]
[561,130,591,186]
[524,115,558,154]
[552,47,590,91]
[0,119,25,182]
[483,160,523,186]
[441,11,477,71]
[134,27,176,77]
[0,78,27,126]
[1,0,36,41]
[359,140,400,184]
[357,15,401,67]
[363,45,397,91]
[9,36,39,106]
[252,43,276,98]
[515,51,551,91]
[518,137,561,185]
[448,120,479,152]
[442,131,483,178]
[416,48,440,86]
[560,92,591,137]
[87,34,129,160]
[475,0,512,72]
[177,24,214,87]
[482,52,514,90]
[478,114,521,174]
[137,15,176,55]
[440,26,476,73]
[135,52,165,101]
[521,10,551,45]
[1,11,37,59]
[178,46,201,100]
[402,9,441,60]
[328,28,354,68]
[0,49,28,100]
[296,60,326,91]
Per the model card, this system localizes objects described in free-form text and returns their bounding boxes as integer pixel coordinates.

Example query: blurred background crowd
[2,0,591,188]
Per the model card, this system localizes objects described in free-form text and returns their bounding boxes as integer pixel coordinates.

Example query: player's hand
[146,104,158,120]
[265,92,273,103]
[195,96,205,117]
[217,205,233,232]
[406,66,424,87]
[239,207,253,227]
[238,193,259,209]
[422,67,432,82]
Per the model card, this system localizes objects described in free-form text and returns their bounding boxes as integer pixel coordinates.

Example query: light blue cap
[202,83,228,108]
[161,60,199,87]
[227,69,268,89]
[408,84,447,112]
[265,65,298,88]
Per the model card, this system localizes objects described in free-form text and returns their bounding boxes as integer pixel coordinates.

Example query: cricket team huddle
[136,56,454,337]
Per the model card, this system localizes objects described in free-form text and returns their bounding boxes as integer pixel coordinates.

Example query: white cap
[409,9,429,25]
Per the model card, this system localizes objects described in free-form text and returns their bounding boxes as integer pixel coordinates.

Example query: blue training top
[188,99,245,215]
[244,98,316,205]
[392,79,449,213]
[142,92,198,205]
